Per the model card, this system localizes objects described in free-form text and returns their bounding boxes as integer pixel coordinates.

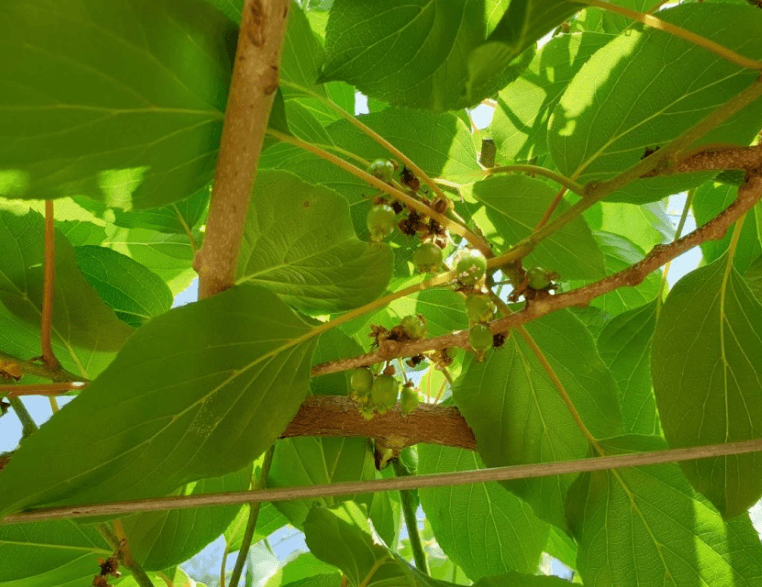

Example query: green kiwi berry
[368,159,395,183]
[469,323,493,352]
[350,368,374,398]
[526,266,554,290]
[400,386,420,415]
[413,242,443,273]
[367,204,396,242]
[400,315,427,340]
[465,294,495,324]
[456,249,487,286]
[371,375,399,409]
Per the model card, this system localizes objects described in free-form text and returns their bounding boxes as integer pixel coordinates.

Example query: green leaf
[587,201,674,252]
[320,0,584,110]
[106,185,209,235]
[549,3,762,204]
[74,246,173,328]
[491,32,613,162]
[0,209,133,380]
[652,256,762,517]
[473,573,573,587]
[454,310,622,529]
[598,301,661,436]
[600,0,653,34]
[543,527,577,572]
[265,553,342,587]
[100,225,197,296]
[304,502,454,587]
[237,170,392,314]
[569,231,661,316]
[468,175,605,280]
[568,435,762,587]
[744,253,762,303]
[418,444,549,580]
[0,284,317,517]
[693,182,762,273]
[0,520,110,587]
[0,0,235,209]
[122,465,251,571]
[224,501,287,554]
[415,290,469,337]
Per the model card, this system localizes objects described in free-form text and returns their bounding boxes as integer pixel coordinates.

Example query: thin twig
[312,175,762,375]
[0,351,83,383]
[8,397,38,439]
[194,0,292,299]
[577,0,762,70]
[229,446,274,587]
[41,200,60,370]
[481,165,585,196]
[656,188,695,316]
[1,381,86,397]
[534,186,568,231]
[393,459,429,575]
[4,438,762,524]
[97,522,156,587]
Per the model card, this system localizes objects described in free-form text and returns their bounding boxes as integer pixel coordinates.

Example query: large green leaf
[549,3,762,204]
[693,182,762,273]
[598,301,660,436]
[74,246,173,328]
[468,175,605,280]
[652,256,762,517]
[0,0,235,209]
[586,200,674,253]
[0,520,110,587]
[568,435,762,587]
[237,170,392,314]
[122,465,251,571]
[599,0,653,34]
[0,210,133,380]
[418,444,549,580]
[224,501,287,554]
[454,310,622,529]
[0,284,317,518]
[491,32,612,163]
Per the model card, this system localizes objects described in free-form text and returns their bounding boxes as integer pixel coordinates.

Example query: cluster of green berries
[349,366,420,418]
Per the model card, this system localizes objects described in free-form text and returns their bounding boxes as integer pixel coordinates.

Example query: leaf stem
[266,129,492,255]
[41,200,60,370]
[534,187,568,231]
[172,203,197,255]
[482,165,585,196]
[577,0,762,70]
[393,458,429,576]
[279,79,452,203]
[8,397,38,439]
[97,522,156,587]
[656,188,695,317]
[229,446,275,587]
[1,381,87,397]
[8,438,762,524]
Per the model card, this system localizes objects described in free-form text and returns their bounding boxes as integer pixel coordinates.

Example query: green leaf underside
[418,444,549,580]
[598,301,661,436]
[0,0,235,209]
[652,256,762,518]
[693,182,762,274]
[454,309,622,529]
[238,170,393,314]
[0,520,109,587]
[224,501,288,554]
[549,3,762,204]
[0,209,133,380]
[569,435,762,587]
[122,464,251,571]
[320,0,585,110]
[469,175,605,280]
[0,284,316,517]
[491,31,613,163]
[74,245,173,328]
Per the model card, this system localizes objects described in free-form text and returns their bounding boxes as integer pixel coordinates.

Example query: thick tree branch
[281,396,476,451]
[4,438,761,525]
[194,0,291,299]
[312,174,762,376]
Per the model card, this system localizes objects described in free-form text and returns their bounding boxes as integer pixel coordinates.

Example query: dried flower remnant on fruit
[400,314,427,340]
[400,166,421,191]
[492,332,508,349]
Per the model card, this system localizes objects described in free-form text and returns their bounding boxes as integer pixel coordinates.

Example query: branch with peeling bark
[312,173,762,376]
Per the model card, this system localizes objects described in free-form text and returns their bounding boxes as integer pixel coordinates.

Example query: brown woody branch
[281,396,476,451]
[646,142,762,176]
[312,173,762,376]
[194,0,291,299]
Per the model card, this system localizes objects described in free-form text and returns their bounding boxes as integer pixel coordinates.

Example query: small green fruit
[456,249,487,286]
[367,204,396,242]
[413,243,443,273]
[527,266,553,289]
[400,315,427,340]
[368,159,395,183]
[350,368,374,397]
[465,294,495,324]
[371,375,399,409]
[400,387,420,415]
[469,323,493,352]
